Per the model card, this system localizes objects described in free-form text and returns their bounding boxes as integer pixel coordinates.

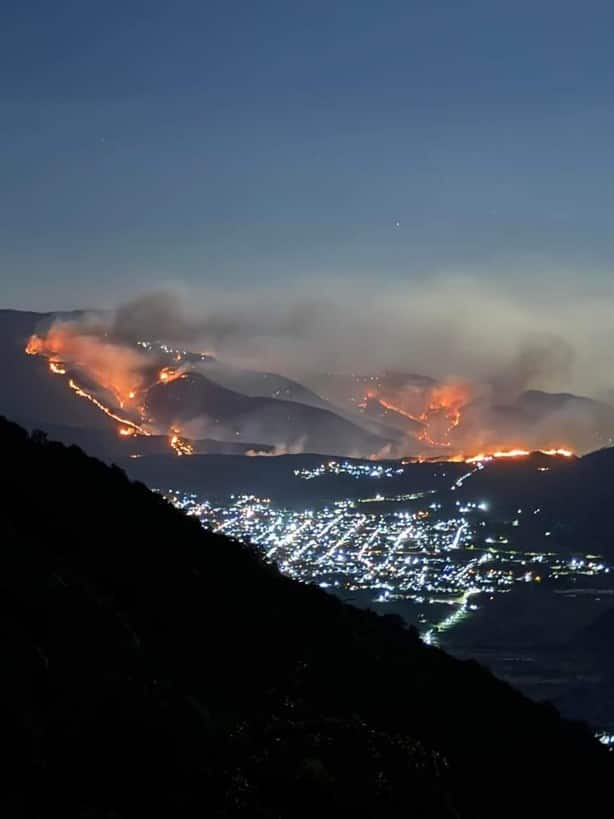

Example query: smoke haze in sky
[65,274,613,402]
[25,277,614,457]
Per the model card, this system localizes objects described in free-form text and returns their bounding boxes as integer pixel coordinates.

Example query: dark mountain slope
[202,362,407,442]
[451,448,614,557]
[203,362,333,408]
[0,417,609,817]
[12,423,276,462]
[146,371,388,455]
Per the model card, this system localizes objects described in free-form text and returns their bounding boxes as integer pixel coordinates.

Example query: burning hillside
[22,313,388,459]
[464,447,574,462]
[26,326,148,403]
[24,320,586,463]
[26,323,195,456]
[363,380,472,449]
[17,298,612,462]
[360,374,586,461]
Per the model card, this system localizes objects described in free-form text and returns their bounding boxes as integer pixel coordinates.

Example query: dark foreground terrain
[0,417,610,817]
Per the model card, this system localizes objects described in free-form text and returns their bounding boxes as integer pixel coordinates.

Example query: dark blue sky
[3,0,614,309]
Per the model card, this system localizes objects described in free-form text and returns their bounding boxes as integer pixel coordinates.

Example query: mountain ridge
[0,309,391,457]
[0,415,609,817]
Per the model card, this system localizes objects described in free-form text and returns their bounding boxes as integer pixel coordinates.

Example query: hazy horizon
[10,277,614,404]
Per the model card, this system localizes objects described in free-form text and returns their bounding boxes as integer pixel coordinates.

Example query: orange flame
[158,367,184,385]
[367,378,576,461]
[67,379,151,437]
[465,447,574,463]
[368,380,472,448]
[26,335,44,356]
[49,360,66,375]
[25,331,196,457]
[26,329,146,403]
[415,382,471,446]
[169,429,194,456]
[375,397,422,423]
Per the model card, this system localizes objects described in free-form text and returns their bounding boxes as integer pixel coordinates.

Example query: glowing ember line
[67,379,151,437]
[465,448,574,463]
[375,397,422,423]
[370,386,468,449]
[25,334,195,456]
[464,453,492,464]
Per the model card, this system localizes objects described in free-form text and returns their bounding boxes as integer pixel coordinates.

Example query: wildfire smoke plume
[26,326,148,403]
[365,379,474,449]
[25,316,196,456]
[363,374,579,461]
[22,294,597,461]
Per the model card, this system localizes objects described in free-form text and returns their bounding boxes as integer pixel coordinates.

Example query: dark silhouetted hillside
[146,371,388,455]
[450,448,614,558]
[0,417,609,817]
[122,445,614,558]
[203,362,334,408]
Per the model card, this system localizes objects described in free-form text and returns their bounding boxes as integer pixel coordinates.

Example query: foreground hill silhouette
[0,417,609,817]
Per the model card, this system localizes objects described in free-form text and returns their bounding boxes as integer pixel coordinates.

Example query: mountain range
[3,308,614,460]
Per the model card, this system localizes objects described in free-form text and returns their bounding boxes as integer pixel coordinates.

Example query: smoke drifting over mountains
[81,270,611,398]
[51,282,593,397]
[23,284,614,458]
[488,339,574,404]
[107,292,323,356]
[34,289,569,393]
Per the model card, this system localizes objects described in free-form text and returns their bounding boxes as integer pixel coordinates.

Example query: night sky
[3,1,614,318]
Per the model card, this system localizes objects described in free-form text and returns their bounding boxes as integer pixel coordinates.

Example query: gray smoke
[105,291,329,354]
[488,336,575,403]
[27,276,614,455]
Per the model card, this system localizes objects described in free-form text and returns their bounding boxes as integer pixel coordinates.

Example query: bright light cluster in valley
[161,458,611,645]
[294,460,406,480]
